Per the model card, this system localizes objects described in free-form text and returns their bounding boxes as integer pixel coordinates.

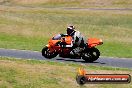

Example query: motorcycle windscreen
[52,34,62,40]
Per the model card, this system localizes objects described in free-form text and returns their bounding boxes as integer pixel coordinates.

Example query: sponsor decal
[76,68,131,85]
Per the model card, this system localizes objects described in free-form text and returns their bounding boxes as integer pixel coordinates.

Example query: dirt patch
[13,0,49,4]
[80,0,113,6]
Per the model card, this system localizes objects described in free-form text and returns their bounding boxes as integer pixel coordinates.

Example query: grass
[0,57,131,88]
[0,6,132,58]
[98,42,132,58]
[1,0,132,8]
[0,33,46,51]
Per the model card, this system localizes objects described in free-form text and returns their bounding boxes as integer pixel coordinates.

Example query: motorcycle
[42,34,103,62]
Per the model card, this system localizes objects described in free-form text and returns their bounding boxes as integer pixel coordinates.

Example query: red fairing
[88,38,103,48]
[48,35,73,53]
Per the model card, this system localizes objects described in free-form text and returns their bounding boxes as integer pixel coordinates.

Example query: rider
[66,25,86,55]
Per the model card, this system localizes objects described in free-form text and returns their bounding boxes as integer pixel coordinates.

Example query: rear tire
[82,48,100,62]
[42,46,58,59]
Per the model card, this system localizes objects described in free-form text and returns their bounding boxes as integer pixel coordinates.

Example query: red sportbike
[42,34,103,62]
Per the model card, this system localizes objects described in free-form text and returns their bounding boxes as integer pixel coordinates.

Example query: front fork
[45,44,57,53]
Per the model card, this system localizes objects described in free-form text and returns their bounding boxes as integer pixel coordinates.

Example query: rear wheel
[82,48,100,62]
[42,46,58,59]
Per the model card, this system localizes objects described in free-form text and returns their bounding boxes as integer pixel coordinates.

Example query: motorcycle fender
[45,44,56,53]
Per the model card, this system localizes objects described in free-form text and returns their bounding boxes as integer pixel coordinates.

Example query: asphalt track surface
[0,48,132,69]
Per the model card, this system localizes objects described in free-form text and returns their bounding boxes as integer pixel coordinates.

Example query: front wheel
[82,48,100,62]
[42,46,58,59]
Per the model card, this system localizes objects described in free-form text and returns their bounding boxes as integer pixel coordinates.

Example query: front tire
[82,48,100,62]
[42,46,58,59]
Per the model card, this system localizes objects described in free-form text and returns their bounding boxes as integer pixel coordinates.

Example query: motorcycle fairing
[46,35,73,53]
[88,38,103,48]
